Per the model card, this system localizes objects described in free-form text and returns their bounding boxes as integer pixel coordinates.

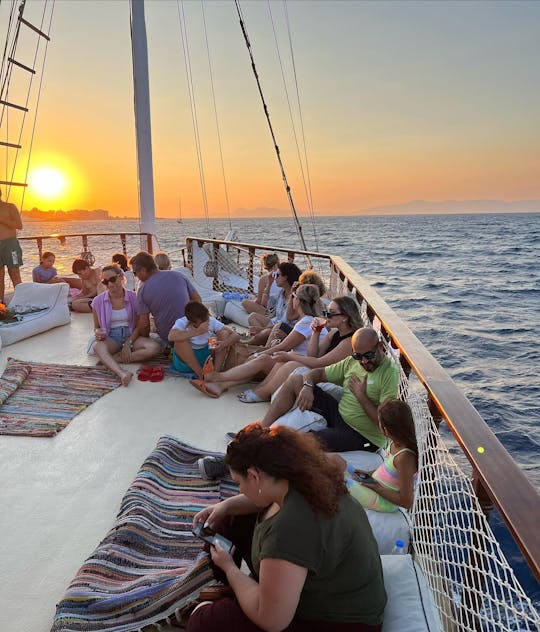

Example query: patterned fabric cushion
[51,436,237,632]
[0,361,31,405]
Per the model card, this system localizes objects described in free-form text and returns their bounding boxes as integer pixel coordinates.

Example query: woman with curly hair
[188,424,386,632]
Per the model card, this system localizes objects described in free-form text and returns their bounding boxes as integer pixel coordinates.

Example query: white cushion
[367,509,411,555]
[381,554,441,631]
[223,300,250,327]
[2,282,70,346]
[271,408,327,433]
[173,266,226,318]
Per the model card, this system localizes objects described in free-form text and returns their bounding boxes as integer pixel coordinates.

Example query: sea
[19,211,540,606]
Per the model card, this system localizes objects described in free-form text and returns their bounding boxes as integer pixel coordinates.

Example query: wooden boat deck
[0,312,259,630]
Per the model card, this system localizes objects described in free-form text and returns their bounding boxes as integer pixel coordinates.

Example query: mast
[129,0,158,252]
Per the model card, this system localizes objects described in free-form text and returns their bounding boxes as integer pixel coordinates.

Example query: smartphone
[192,523,234,553]
[354,472,377,485]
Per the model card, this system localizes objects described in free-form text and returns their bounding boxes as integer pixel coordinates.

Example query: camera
[192,523,234,553]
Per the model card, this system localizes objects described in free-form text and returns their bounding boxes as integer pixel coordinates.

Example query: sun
[29,167,67,198]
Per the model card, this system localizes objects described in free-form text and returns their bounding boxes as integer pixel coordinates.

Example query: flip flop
[237,389,264,403]
[190,379,220,399]
[201,355,214,376]
[149,367,164,382]
[137,365,153,381]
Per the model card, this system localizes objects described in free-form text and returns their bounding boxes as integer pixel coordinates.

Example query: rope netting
[189,241,322,295]
[329,268,540,631]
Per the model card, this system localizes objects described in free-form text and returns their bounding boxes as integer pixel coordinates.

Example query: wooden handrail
[19,232,156,256]
[19,232,154,240]
[331,255,540,579]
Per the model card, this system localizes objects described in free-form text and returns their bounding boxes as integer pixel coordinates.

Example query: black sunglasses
[102,275,120,285]
[326,311,343,317]
[351,343,379,362]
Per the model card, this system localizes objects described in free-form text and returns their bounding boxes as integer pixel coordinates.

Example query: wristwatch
[303,380,314,389]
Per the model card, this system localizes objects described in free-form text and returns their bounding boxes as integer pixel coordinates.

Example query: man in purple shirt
[130,251,201,342]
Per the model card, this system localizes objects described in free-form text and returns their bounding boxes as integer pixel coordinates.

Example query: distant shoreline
[21,209,540,222]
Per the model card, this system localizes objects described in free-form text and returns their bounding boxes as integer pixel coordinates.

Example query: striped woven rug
[51,436,236,632]
[0,357,121,437]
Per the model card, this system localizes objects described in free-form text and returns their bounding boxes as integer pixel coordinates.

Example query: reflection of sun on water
[29,167,67,198]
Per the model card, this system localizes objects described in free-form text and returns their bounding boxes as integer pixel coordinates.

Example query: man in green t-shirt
[261,327,400,451]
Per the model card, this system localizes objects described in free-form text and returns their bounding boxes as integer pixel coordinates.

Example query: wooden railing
[19,232,155,260]
[186,236,540,581]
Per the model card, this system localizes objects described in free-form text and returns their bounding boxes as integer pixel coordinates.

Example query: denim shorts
[108,326,131,348]
[87,326,131,355]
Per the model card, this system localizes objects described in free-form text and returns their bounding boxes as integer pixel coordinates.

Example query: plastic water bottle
[222,291,250,300]
[391,539,406,555]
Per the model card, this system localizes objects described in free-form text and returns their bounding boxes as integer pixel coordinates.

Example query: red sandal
[149,367,164,382]
[137,365,153,381]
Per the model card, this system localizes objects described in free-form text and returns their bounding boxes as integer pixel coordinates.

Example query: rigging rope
[176,0,212,238]
[0,0,20,188]
[0,0,53,204]
[283,0,319,254]
[234,0,311,262]
[0,0,20,103]
[267,0,319,255]
[20,0,54,212]
[201,1,232,233]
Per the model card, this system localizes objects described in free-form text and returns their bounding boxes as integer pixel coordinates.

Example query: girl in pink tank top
[331,398,418,512]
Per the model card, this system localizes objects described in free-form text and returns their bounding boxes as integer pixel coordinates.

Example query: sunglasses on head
[351,343,379,362]
[102,275,120,285]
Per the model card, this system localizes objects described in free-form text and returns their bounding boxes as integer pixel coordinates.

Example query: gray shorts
[0,237,23,268]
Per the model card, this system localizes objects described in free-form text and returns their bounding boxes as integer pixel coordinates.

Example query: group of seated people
[34,248,418,629]
[31,249,204,385]
[154,254,417,630]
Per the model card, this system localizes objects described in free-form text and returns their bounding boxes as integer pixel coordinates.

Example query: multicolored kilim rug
[0,357,121,437]
[51,436,237,632]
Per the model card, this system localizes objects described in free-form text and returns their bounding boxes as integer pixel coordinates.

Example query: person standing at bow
[0,188,23,303]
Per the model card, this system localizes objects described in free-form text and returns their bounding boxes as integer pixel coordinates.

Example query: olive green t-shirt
[324,355,400,448]
[251,488,386,624]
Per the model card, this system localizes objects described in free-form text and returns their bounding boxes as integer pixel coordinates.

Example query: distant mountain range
[358,199,540,215]
[22,199,539,221]
[231,199,540,217]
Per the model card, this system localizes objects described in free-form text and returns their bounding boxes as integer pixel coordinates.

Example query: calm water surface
[19,212,539,603]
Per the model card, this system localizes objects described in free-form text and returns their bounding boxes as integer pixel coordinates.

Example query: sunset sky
[1,0,539,218]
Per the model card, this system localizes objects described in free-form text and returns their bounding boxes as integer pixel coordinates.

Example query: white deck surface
[0,313,264,630]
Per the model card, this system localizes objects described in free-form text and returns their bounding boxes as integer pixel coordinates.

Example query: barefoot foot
[120,371,133,387]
